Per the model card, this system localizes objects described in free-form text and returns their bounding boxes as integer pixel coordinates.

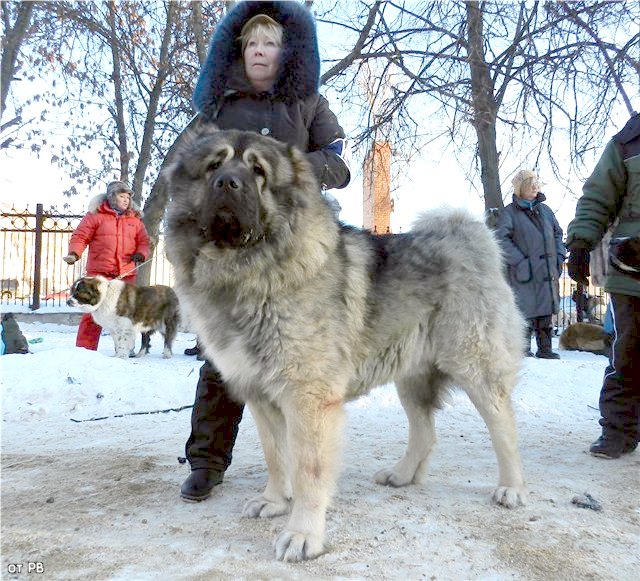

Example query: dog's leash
[70,404,193,423]
[56,256,155,297]
[115,256,155,280]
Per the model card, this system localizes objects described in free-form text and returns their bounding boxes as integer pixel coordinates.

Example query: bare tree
[317,0,640,212]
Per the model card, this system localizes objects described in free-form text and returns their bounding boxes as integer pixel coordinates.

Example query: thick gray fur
[165,127,527,562]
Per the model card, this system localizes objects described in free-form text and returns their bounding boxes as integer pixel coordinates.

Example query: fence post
[31,203,43,310]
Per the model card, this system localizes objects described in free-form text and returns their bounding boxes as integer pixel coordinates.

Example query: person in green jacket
[566,112,640,459]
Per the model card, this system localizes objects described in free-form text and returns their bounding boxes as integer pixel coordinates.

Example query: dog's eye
[253,164,265,177]
[207,160,222,173]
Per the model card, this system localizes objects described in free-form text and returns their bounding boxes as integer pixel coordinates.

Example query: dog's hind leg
[243,400,291,519]
[162,317,178,359]
[463,386,527,508]
[374,368,446,487]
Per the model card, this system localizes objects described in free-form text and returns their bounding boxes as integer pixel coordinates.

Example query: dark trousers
[185,360,245,471]
[599,293,640,443]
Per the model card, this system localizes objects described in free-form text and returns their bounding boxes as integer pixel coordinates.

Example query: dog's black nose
[214,173,242,192]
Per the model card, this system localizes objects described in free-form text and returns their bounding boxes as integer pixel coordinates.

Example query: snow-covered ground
[1,321,638,580]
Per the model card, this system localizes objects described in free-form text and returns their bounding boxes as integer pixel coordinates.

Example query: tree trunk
[0,2,34,122]
[107,1,129,182]
[131,1,177,206]
[465,1,503,214]
[138,116,201,286]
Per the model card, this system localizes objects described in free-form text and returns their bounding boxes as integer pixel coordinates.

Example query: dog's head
[67,276,109,312]
[610,235,640,279]
[164,126,320,252]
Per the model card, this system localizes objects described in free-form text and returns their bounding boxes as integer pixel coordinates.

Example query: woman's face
[243,29,281,91]
[520,178,540,201]
[114,192,131,211]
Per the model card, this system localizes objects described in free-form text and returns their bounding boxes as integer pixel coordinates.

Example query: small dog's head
[610,235,640,279]
[67,276,108,312]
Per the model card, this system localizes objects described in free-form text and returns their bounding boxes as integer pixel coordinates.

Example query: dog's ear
[161,121,220,185]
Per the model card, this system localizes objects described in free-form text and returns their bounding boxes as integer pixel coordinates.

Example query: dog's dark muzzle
[199,169,264,248]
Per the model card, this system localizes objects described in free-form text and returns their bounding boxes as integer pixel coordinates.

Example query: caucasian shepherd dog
[67,276,180,359]
[165,127,527,562]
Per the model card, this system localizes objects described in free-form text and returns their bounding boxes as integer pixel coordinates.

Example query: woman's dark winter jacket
[497,193,566,320]
[191,0,350,190]
[566,113,640,298]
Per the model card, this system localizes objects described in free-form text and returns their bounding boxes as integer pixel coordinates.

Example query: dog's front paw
[373,467,413,487]
[242,496,290,519]
[274,529,324,562]
[492,485,527,508]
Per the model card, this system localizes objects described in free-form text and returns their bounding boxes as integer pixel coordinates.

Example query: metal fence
[0,204,174,310]
[0,204,609,334]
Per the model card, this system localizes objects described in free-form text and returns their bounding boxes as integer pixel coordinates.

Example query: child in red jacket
[64,181,150,350]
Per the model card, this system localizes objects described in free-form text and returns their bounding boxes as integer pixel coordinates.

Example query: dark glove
[567,247,590,284]
[63,253,79,265]
[130,253,145,265]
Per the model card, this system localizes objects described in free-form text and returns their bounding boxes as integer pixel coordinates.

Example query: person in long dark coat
[497,169,566,359]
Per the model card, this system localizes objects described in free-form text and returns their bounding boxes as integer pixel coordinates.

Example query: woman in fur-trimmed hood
[64,180,150,350]
[178,1,351,505]
[190,0,350,190]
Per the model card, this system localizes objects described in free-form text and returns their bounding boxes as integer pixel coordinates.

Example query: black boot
[589,431,638,459]
[184,341,201,357]
[180,468,224,501]
[535,327,560,359]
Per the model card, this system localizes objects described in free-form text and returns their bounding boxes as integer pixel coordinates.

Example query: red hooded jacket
[68,194,150,281]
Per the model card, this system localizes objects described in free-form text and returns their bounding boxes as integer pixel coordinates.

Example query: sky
[1,319,638,579]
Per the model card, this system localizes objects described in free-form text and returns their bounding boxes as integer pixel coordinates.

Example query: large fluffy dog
[164,127,527,562]
[67,276,180,359]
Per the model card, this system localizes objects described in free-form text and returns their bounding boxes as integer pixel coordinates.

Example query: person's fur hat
[87,181,140,214]
[193,1,320,119]
[106,181,133,206]
[511,170,538,198]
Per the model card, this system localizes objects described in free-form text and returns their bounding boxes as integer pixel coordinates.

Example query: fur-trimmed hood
[193,1,320,118]
[87,194,141,216]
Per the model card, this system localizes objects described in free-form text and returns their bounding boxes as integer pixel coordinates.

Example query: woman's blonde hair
[240,14,283,53]
[511,169,538,198]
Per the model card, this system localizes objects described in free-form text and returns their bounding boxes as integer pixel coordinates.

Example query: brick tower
[363,141,392,234]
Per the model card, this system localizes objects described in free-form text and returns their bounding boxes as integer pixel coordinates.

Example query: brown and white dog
[67,276,180,359]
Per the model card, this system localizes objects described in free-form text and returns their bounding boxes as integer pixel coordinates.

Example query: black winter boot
[535,327,560,359]
[589,431,638,459]
[180,468,224,501]
[184,341,201,357]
